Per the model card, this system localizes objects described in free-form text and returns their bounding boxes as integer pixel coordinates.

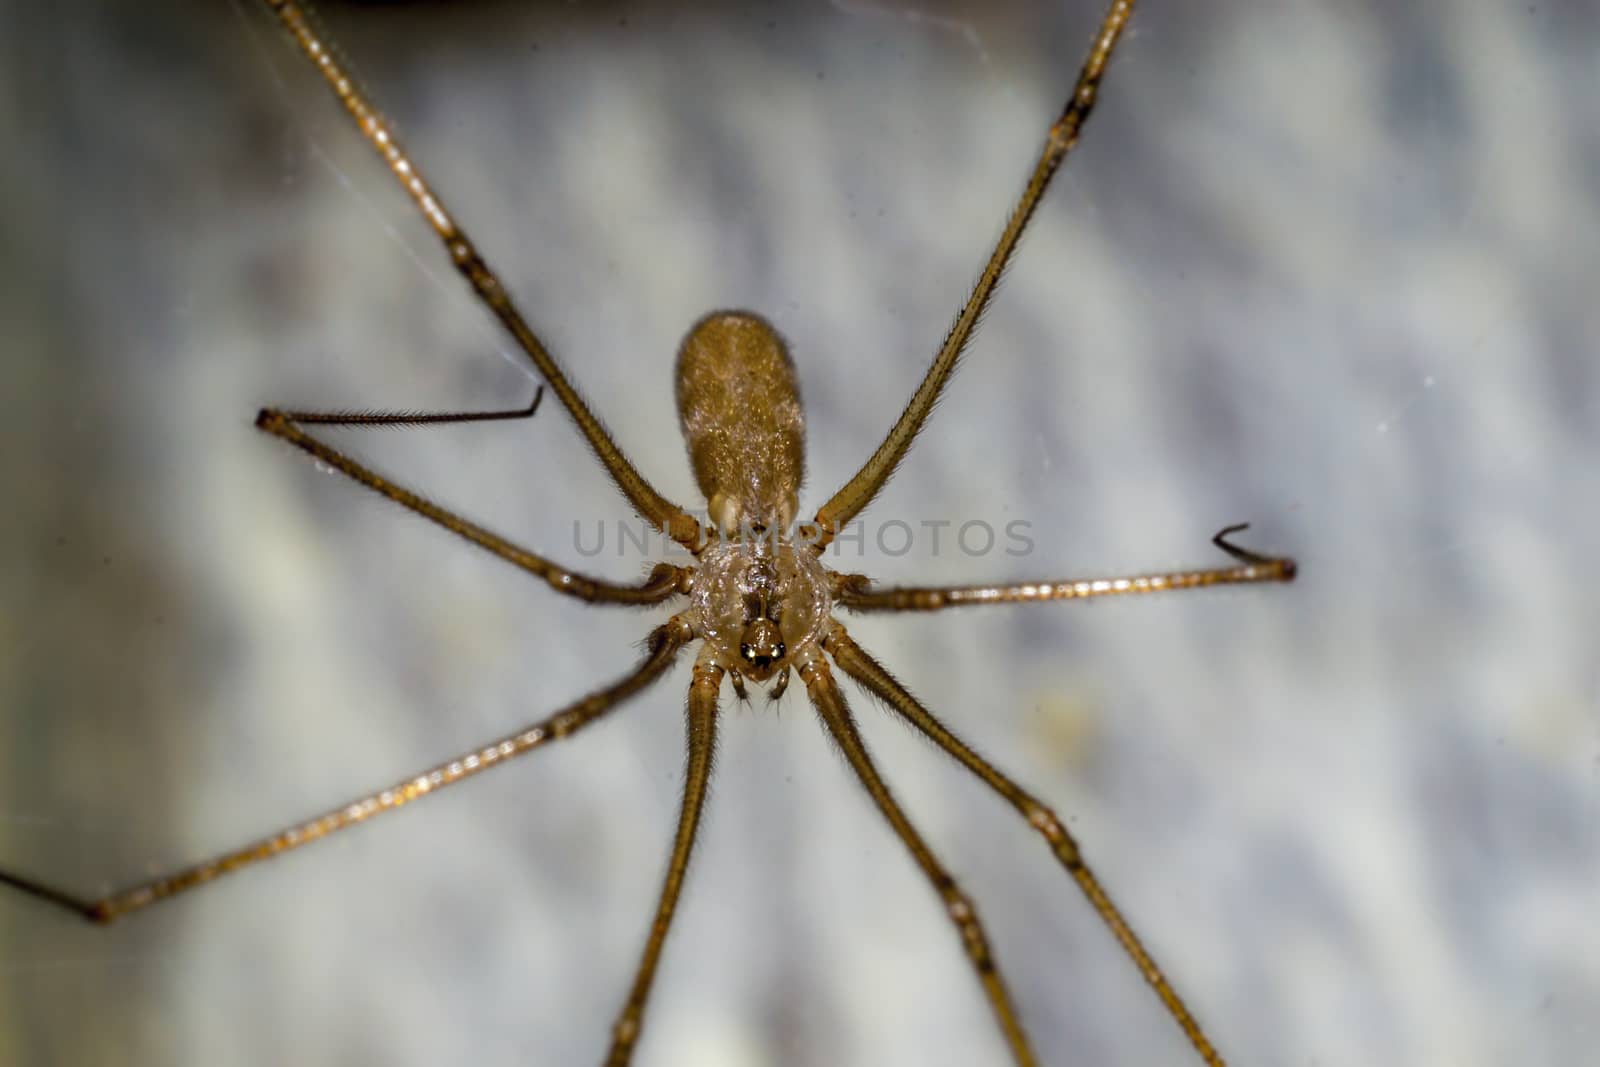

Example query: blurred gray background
[2,1,1597,1065]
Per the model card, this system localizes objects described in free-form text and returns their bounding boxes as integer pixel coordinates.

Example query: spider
[0,1,1295,1063]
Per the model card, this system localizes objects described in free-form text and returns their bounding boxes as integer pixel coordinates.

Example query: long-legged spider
[1,1,1296,1063]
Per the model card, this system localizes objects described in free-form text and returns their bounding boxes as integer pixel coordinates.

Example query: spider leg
[0,615,695,924]
[271,384,544,427]
[823,623,1225,1066]
[604,657,722,1067]
[810,0,1136,549]
[256,408,689,605]
[256,0,704,549]
[799,655,1038,1067]
[835,528,1294,612]
[1211,522,1291,568]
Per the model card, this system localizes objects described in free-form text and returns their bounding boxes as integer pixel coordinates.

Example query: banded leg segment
[836,526,1295,613]
[257,408,688,606]
[255,0,703,548]
[0,615,695,925]
[824,624,1224,1066]
[800,657,1037,1067]
[811,0,1136,549]
[604,658,722,1067]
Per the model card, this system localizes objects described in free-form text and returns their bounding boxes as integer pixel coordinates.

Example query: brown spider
[0,1,1294,1063]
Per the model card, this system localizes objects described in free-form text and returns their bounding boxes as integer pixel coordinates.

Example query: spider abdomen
[675,311,805,535]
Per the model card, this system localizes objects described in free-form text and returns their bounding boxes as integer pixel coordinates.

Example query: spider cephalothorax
[687,536,832,689]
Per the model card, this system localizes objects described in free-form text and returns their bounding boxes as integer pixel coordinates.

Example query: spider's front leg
[604,655,722,1066]
[800,654,1039,1066]
[823,623,1226,1066]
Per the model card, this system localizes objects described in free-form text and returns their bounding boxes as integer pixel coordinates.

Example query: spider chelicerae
[1,1,1295,1063]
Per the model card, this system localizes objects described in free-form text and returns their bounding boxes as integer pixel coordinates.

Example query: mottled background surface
[1,1,1596,1065]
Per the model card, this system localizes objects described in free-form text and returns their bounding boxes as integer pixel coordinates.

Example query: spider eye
[740,643,754,660]
[775,642,786,658]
